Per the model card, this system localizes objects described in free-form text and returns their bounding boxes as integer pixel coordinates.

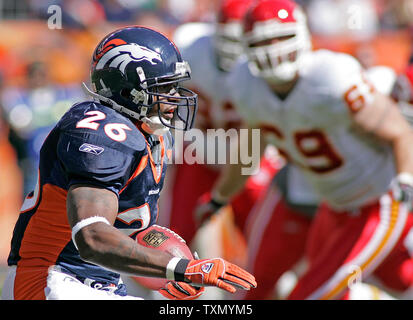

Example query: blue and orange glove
[166,257,257,293]
[159,281,204,300]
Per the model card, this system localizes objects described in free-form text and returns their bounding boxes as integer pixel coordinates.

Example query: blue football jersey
[7,101,174,298]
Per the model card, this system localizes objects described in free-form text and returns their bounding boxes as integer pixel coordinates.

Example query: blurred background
[0,0,412,297]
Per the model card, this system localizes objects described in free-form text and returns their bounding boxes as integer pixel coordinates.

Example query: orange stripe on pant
[14,184,71,300]
[319,199,402,300]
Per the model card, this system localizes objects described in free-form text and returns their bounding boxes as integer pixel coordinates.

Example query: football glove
[166,257,257,294]
[391,172,413,211]
[159,281,204,300]
[194,192,227,226]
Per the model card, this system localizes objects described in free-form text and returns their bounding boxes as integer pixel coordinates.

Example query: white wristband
[71,216,111,249]
[166,257,182,280]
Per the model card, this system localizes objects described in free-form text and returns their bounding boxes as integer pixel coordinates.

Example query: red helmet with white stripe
[243,0,311,83]
[214,0,254,72]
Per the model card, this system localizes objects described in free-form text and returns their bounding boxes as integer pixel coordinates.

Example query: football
[133,224,193,290]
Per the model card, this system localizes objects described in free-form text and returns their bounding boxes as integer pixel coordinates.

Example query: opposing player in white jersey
[236,66,400,300]
[178,0,319,300]
[159,0,280,249]
[208,0,413,299]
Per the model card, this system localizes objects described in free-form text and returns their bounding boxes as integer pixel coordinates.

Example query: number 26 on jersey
[76,111,132,142]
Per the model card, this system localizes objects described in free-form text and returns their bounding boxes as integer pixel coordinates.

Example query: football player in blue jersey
[1,26,256,300]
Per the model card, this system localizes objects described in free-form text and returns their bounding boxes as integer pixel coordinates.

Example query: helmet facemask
[213,0,255,72]
[214,21,245,72]
[130,61,197,134]
[141,84,198,134]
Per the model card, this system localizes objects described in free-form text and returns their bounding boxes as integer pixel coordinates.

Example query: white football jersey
[228,49,396,210]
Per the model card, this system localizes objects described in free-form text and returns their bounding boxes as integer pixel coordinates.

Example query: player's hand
[391,172,413,210]
[159,281,204,300]
[167,257,257,293]
[194,192,227,226]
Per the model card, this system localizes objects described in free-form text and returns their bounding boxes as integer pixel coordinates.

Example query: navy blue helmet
[87,26,197,131]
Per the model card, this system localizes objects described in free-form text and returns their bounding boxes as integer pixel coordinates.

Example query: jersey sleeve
[365,66,396,96]
[56,102,147,196]
[309,50,376,115]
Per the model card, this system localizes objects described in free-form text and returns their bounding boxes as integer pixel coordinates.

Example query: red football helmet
[243,0,311,83]
[214,0,254,72]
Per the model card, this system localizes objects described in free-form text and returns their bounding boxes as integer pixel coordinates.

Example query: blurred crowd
[0,0,413,264]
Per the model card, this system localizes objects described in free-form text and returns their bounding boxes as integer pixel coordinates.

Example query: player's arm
[353,91,413,174]
[67,184,173,278]
[352,91,413,206]
[195,126,267,224]
[214,126,267,199]
[67,184,256,293]
[337,55,413,175]
[68,185,205,299]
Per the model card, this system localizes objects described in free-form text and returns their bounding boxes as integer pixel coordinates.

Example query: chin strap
[140,115,170,136]
[82,82,144,120]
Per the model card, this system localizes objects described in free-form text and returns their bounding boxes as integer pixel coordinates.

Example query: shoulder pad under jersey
[300,50,364,99]
[58,101,147,153]
[56,101,148,194]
